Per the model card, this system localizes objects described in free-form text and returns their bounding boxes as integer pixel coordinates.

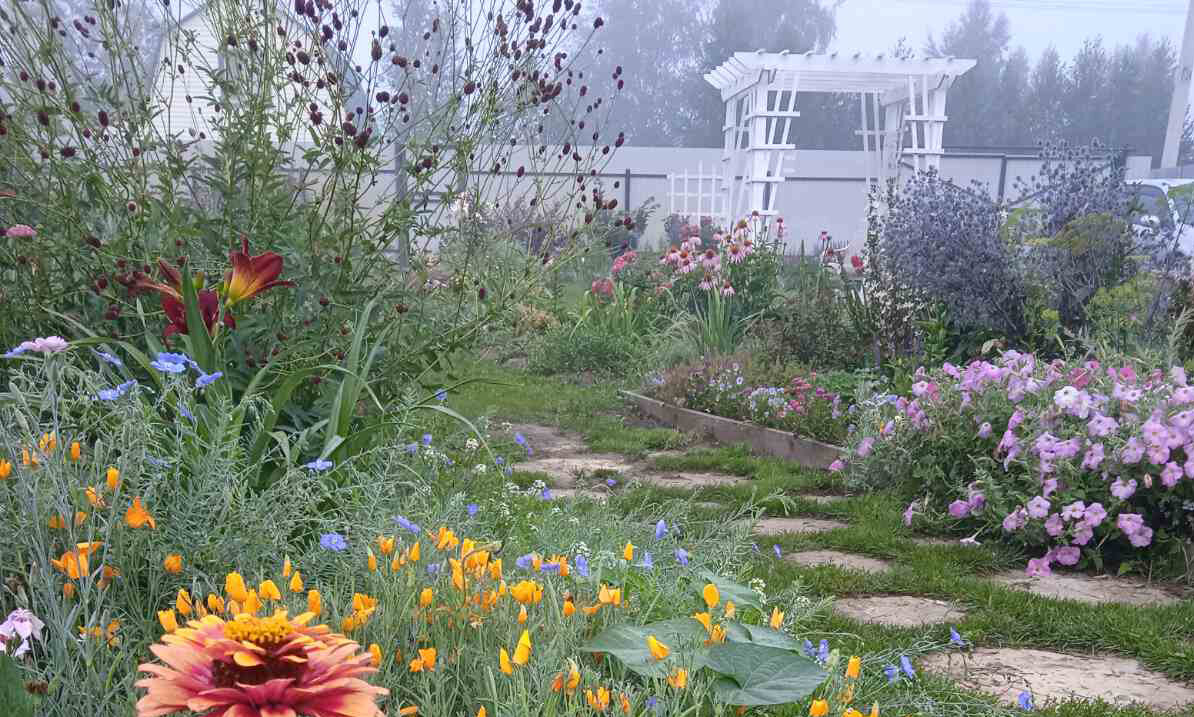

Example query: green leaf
[0,654,38,717]
[722,622,802,651]
[580,618,711,677]
[694,570,763,612]
[706,643,826,706]
[178,263,216,373]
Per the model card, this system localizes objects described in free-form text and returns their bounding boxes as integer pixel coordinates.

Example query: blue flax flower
[539,487,552,500]
[179,405,195,422]
[405,443,418,455]
[674,548,689,566]
[436,389,447,402]
[97,379,137,401]
[605,478,617,487]
[514,432,526,446]
[427,563,441,575]
[949,626,965,646]
[394,515,421,535]
[773,544,782,559]
[93,349,123,367]
[884,664,899,683]
[639,552,654,570]
[151,357,187,374]
[515,553,534,570]
[319,532,348,551]
[541,562,561,574]
[654,519,667,540]
[495,456,504,465]
[900,655,917,679]
[305,458,333,472]
[467,503,479,517]
[802,640,816,660]
[422,433,433,446]
[817,639,830,664]
[1017,692,1034,710]
[195,371,223,389]
[575,555,590,577]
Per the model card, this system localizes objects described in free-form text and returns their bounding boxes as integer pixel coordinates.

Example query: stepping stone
[991,571,1183,606]
[636,471,747,488]
[834,596,965,627]
[798,494,847,504]
[753,517,848,536]
[506,423,587,458]
[921,648,1194,711]
[785,550,891,573]
[547,488,608,502]
[515,455,638,487]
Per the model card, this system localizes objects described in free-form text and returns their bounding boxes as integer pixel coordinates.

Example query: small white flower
[465,438,480,452]
[473,463,488,475]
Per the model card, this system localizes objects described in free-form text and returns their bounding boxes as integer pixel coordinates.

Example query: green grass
[450,360,1194,717]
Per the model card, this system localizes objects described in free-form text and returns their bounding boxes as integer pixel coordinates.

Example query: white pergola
[703,51,977,227]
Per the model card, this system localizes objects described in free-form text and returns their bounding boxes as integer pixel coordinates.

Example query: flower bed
[650,357,852,446]
[836,350,1194,577]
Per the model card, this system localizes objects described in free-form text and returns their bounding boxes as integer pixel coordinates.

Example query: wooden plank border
[620,390,846,469]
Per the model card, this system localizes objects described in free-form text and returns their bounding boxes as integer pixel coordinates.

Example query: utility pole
[1161,0,1194,169]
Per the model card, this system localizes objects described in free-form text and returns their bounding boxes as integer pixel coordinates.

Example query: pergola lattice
[703,51,977,227]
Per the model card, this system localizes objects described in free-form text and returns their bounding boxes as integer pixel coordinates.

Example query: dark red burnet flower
[850,255,864,271]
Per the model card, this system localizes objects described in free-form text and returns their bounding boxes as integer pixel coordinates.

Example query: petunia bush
[835,349,1194,576]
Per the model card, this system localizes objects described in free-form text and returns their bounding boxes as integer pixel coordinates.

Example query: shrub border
[619,390,846,469]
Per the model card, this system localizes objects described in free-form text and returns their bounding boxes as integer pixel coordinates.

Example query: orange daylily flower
[408,647,437,672]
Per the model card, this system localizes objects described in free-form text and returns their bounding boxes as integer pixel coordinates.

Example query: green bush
[529,324,644,377]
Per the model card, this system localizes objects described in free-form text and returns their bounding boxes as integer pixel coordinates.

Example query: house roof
[705,51,977,99]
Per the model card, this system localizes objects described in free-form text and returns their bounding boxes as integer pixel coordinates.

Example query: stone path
[834,596,967,627]
[785,550,891,573]
[507,424,748,491]
[752,517,848,536]
[921,647,1194,710]
[991,571,1184,606]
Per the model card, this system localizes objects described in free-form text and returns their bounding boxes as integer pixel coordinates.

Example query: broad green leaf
[580,618,710,677]
[722,622,802,651]
[694,570,763,612]
[706,643,826,706]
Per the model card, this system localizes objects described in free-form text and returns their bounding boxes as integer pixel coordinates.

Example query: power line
[889,0,1185,14]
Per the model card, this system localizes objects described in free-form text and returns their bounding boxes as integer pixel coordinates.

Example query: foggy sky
[832,0,1187,60]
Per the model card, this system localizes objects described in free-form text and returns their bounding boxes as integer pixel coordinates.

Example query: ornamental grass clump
[838,349,1194,576]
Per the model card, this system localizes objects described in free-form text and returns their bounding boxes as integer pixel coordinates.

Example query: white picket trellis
[699,51,977,230]
[667,161,726,222]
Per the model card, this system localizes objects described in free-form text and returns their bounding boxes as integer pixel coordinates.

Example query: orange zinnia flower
[222,236,294,307]
[134,611,387,717]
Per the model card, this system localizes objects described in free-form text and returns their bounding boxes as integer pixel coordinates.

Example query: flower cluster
[838,350,1194,574]
[653,359,849,444]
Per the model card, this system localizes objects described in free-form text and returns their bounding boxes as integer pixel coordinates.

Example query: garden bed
[620,390,846,468]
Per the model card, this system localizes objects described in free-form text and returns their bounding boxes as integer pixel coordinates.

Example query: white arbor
[700,51,977,228]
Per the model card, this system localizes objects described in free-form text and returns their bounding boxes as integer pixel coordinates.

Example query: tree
[1025,47,1067,143]
[923,0,1011,147]
[680,0,836,147]
[580,0,704,146]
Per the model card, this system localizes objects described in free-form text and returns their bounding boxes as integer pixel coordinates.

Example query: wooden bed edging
[620,390,846,469]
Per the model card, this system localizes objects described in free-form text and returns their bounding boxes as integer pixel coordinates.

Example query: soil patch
[991,571,1183,606]
[922,647,1194,710]
[753,517,848,536]
[834,596,965,627]
[785,550,891,573]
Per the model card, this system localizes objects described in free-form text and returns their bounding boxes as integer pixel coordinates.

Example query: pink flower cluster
[611,250,637,276]
[841,350,1194,575]
[658,217,764,297]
